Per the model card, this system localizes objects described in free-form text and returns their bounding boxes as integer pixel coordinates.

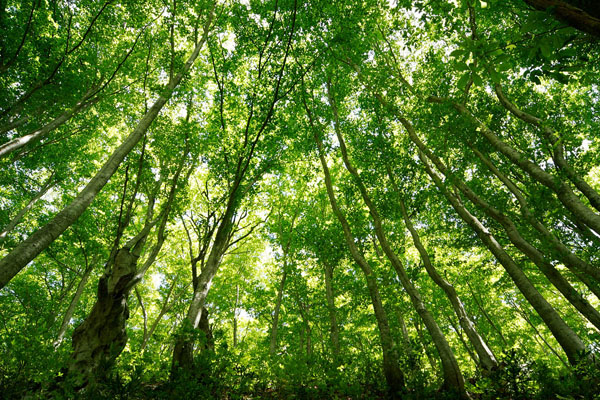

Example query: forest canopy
[0,0,599,398]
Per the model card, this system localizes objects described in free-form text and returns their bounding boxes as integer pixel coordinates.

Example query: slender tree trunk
[443,309,479,368]
[413,132,600,331]
[53,264,94,349]
[324,262,341,360]
[172,191,237,375]
[325,84,466,396]
[269,269,287,356]
[494,84,600,212]
[305,98,405,395]
[0,4,215,289]
[469,145,600,297]
[415,317,438,374]
[446,100,600,235]
[140,277,177,353]
[417,145,587,365]
[233,284,239,348]
[0,87,99,159]
[396,309,411,351]
[512,300,570,368]
[466,281,508,347]
[135,288,148,350]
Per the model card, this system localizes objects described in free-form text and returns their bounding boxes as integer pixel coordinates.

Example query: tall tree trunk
[395,189,498,371]
[412,131,600,331]
[468,145,600,297]
[65,150,184,389]
[324,262,341,360]
[233,284,239,348]
[0,87,99,159]
[444,100,600,235]
[466,280,508,346]
[325,83,466,396]
[65,248,139,388]
[269,269,287,356]
[0,4,215,289]
[172,191,238,375]
[512,300,570,368]
[304,96,405,395]
[417,144,587,365]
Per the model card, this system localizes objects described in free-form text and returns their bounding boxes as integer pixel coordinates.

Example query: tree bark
[469,145,600,297]
[324,261,341,360]
[0,4,215,289]
[413,132,600,332]
[65,248,139,388]
[395,189,498,371]
[447,100,600,235]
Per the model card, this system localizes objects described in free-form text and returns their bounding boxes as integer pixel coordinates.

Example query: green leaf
[455,62,470,71]
[472,73,483,86]
[450,49,466,58]
[457,73,470,90]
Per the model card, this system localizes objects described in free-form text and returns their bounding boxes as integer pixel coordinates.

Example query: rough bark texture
[66,248,138,388]
[171,306,213,375]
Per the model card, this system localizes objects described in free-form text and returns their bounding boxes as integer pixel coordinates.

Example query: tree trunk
[449,101,600,235]
[469,145,600,298]
[305,99,405,395]
[65,248,138,388]
[413,132,600,331]
[466,280,508,346]
[233,284,239,348]
[324,262,341,360]
[140,277,177,353]
[396,192,498,371]
[0,4,215,289]
[269,269,287,356]
[53,263,94,349]
[325,84,466,396]
[418,146,587,365]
